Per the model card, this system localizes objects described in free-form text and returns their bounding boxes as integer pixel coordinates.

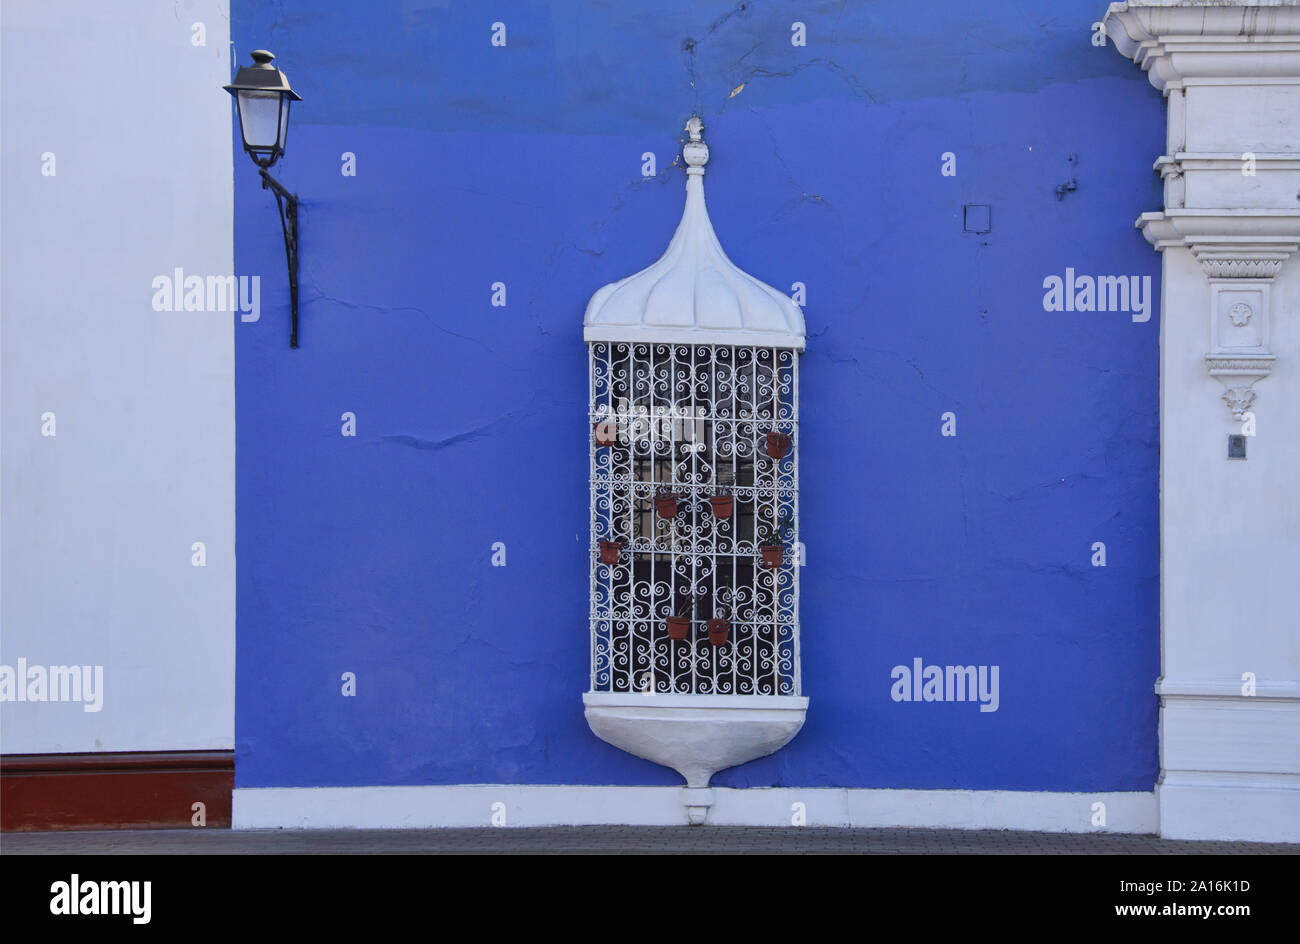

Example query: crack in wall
[377,408,540,453]
[303,286,501,357]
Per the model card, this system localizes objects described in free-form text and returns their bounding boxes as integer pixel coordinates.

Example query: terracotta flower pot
[598,540,621,564]
[654,494,679,519]
[766,431,791,459]
[666,616,690,640]
[594,419,618,447]
[707,618,730,646]
[708,495,733,519]
[760,544,783,569]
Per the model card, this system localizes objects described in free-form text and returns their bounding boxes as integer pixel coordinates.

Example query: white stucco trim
[234,784,1160,833]
[1156,677,1300,700]
[584,326,805,351]
[1158,777,1300,843]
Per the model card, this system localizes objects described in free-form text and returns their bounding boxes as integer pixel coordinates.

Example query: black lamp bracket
[259,167,300,348]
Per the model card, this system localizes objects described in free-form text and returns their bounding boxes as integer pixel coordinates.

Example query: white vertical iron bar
[791,349,800,695]
[589,345,597,691]
[774,345,782,696]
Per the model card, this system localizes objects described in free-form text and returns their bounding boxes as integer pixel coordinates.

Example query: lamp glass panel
[277,96,292,152]
[236,90,283,151]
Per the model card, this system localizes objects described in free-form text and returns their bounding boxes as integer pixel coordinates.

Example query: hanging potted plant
[654,490,679,520]
[665,594,700,640]
[707,609,730,647]
[707,492,733,519]
[766,430,792,460]
[666,613,691,640]
[594,417,619,447]
[598,539,622,565]
[757,513,794,569]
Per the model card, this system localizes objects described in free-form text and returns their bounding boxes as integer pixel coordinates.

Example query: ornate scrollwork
[589,342,801,695]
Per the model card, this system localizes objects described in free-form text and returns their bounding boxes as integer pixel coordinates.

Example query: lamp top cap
[223,49,302,100]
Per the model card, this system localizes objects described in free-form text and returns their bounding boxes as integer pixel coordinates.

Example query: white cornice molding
[1136,210,1300,258]
[1157,676,1300,701]
[1137,213,1300,276]
[1166,152,1300,170]
[1104,2,1300,94]
[1154,153,1300,207]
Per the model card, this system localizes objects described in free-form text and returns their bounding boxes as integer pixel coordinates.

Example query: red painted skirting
[1,751,233,831]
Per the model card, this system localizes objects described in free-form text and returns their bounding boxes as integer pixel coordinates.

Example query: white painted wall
[1,1,234,752]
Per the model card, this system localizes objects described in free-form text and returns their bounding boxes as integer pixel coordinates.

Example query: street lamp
[224,50,303,347]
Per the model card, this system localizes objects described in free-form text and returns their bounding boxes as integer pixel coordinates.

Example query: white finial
[683,115,709,174]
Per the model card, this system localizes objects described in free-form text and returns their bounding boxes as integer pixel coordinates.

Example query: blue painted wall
[233,0,1163,790]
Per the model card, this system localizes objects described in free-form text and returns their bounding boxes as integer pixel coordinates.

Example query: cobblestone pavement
[3,826,1296,854]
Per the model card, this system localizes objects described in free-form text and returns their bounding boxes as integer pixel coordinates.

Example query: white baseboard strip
[233,784,1158,834]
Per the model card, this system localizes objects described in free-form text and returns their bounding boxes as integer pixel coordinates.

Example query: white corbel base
[583,692,808,825]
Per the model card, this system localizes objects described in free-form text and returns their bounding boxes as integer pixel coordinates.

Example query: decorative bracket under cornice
[1140,212,1299,419]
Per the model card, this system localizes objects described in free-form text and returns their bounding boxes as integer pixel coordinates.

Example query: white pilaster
[1104,1,1300,842]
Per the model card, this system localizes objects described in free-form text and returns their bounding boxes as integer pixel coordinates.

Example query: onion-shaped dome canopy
[583,116,806,351]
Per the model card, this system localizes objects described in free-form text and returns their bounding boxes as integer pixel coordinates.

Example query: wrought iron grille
[588,342,800,695]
